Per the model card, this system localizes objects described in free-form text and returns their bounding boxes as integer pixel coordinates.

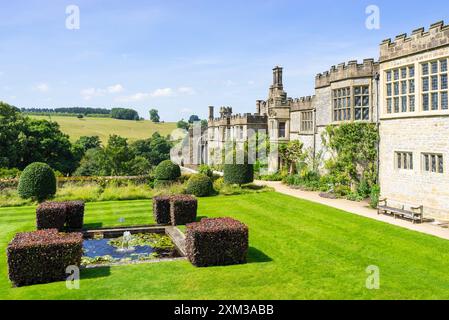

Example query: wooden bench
[377,199,424,224]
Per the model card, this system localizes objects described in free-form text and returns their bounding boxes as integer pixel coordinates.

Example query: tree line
[22,107,142,121]
[1,102,172,176]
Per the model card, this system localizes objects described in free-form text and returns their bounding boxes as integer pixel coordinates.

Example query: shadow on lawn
[247,247,272,264]
[83,222,103,229]
[81,266,111,280]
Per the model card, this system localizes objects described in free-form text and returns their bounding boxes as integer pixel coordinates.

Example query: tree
[111,108,139,120]
[74,148,109,176]
[177,119,189,130]
[279,140,305,174]
[72,136,101,161]
[0,102,25,168]
[188,115,200,123]
[130,132,172,167]
[149,109,160,123]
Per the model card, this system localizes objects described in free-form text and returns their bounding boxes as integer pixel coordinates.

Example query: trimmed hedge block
[170,195,197,226]
[153,196,171,224]
[64,201,85,230]
[185,218,249,267]
[36,202,67,231]
[223,164,254,185]
[7,229,83,287]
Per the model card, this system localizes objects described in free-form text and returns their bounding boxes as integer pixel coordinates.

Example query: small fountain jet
[117,231,135,252]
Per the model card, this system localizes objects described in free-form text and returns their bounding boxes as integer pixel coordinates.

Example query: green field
[2,192,449,300]
[30,115,177,142]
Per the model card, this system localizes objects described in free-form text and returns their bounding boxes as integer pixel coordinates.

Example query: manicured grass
[30,115,177,142]
[2,192,449,299]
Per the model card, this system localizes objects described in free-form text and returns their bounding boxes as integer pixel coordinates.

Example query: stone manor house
[198,21,449,220]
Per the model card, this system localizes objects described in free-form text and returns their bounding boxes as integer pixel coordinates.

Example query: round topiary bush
[186,174,214,197]
[17,162,56,202]
[154,160,181,181]
[223,164,254,185]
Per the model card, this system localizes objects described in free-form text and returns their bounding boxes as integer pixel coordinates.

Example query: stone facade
[203,21,449,220]
[379,21,449,220]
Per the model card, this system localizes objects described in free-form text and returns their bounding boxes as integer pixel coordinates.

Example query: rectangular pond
[82,226,185,268]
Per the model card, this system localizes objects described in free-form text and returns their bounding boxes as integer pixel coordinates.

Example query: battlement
[380,21,449,62]
[315,59,378,88]
[208,109,267,126]
[290,96,315,112]
[230,113,268,125]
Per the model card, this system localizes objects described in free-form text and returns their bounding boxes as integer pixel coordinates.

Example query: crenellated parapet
[315,59,379,88]
[229,113,268,125]
[290,96,315,112]
[380,21,449,62]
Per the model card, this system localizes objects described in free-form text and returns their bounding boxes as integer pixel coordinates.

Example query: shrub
[223,164,254,185]
[153,196,171,224]
[370,184,381,209]
[154,160,181,181]
[185,218,249,267]
[170,195,197,226]
[64,201,85,229]
[186,174,214,197]
[213,177,225,191]
[18,162,56,202]
[36,202,67,231]
[198,164,213,178]
[7,229,83,287]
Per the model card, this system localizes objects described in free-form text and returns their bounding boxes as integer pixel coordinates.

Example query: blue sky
[0,0,448,121]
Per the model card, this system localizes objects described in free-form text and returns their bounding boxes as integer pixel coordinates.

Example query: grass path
[30,115,177,142]
[1,192,449,299]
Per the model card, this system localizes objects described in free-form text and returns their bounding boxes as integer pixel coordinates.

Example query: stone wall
[379,117,449,219]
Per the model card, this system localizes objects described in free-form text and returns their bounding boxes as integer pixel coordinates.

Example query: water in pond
[83,238,157,260]
[82,232,179,266]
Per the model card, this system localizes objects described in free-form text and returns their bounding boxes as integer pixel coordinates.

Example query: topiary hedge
[64,201,85,230]
[154,160,181,182]
[36,202,67,231]
[170,195,197,226]
[7,229,83,287]
[185,217,249,267]
[186,174,214,197]
[223,164,254,185]
[36,201,85,231]
[17,162,56,202]
[153,196,172,224]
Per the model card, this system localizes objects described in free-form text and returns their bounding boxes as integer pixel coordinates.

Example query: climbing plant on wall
[321,122,378,196]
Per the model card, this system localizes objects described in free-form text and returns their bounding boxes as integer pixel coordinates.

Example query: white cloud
[150,87,174,97]
[116,86,195,103]
[116,92,150,102]
[81,84,124,100]
[33,83,50,93]
[107,84,124,93]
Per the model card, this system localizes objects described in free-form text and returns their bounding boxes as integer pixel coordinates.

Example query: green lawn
[2,192,449,300]
[29,115,177,142]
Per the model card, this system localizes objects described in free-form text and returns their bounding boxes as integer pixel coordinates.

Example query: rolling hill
[30,115,177,142]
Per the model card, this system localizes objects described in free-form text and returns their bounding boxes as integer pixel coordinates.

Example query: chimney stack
[208,106,214,120]
[272,66,283,88]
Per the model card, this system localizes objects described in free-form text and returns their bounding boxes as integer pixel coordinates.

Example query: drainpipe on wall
[313,109,317,172]
[374,72,380,185]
